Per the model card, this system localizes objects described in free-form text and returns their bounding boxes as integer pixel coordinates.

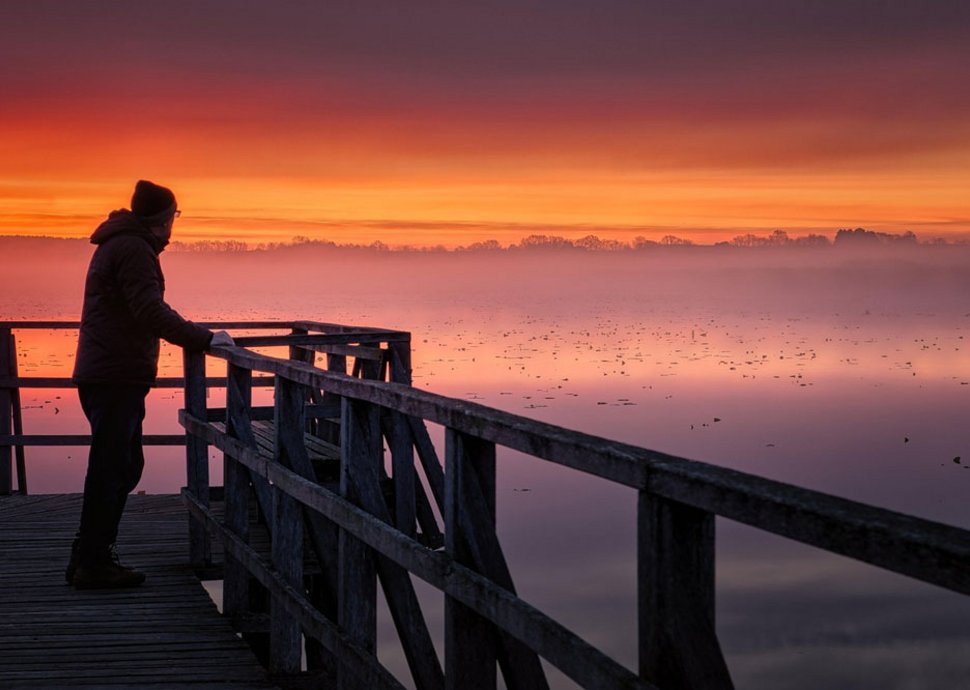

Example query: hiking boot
[65,537,81,585]
[72,545,146,589]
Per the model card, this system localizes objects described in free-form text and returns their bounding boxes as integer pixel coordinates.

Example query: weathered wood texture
[183,491,406,690]
[638,493,733,690]
[7,330,26,494]
[1,434,187,447]
[444,430,499,690]
[183,349,210,567]
[0,493,278,689]
[225,364,255,621]
[0,327,13,494]
[271,378,306,674]
[337,398,379,690]
[181,411,653,690]
[1,375,277,389]
[210,345,970,596]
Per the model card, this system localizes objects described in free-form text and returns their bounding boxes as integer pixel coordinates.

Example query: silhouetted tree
[835,228,918,246]
[515,234,575,250]
[574,234,627,251]
[457,239,503,252]
[633,236,659,249]
[660,235,693,246]
[792,234,830,247]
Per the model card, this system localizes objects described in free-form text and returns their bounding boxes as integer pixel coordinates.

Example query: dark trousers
[77,384,149,563]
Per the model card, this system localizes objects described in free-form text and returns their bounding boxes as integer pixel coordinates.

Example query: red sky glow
[2,1,969,246]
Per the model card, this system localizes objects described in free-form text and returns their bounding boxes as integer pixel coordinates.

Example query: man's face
[151,211,177,248]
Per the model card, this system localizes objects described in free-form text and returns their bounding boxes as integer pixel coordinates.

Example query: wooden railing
[176,330,970,690]
[0,320,404,495]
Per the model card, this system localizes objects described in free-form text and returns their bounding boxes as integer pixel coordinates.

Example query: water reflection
[5,246,970,688]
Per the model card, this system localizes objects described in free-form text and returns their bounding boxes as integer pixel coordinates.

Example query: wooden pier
[0,493,276,689]
[2,320,970,690]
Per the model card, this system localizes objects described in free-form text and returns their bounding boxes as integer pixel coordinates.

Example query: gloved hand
[210,331,235,347]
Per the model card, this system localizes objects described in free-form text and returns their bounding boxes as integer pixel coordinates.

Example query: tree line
[163,227,948,253]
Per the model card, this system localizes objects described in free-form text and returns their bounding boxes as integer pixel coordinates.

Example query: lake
[3,240,970,688]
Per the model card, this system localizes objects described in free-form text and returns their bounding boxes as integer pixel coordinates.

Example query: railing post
[388,338,416,536]
[338,396,379,690]
[444,429,498,690]
[638,492,734,690]
[224,364,253,622]
[10,331,26,495]
[183,348,210,567]
[388,336,412,386]
[271,377,306,674]
[288,326,320,437]
[316,352,346,447]
[0,327,12,494]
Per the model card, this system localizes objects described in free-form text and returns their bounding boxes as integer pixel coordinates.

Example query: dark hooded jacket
[72,210,213,385]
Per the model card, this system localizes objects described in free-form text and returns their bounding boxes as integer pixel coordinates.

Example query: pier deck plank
[0,494,279,689]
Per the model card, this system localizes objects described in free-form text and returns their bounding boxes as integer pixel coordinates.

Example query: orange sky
[2,3,969,247]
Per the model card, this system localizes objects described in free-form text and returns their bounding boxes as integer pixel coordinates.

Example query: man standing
[68,180,233,589]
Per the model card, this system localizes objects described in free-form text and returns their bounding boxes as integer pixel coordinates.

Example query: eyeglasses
[174,209,182,218]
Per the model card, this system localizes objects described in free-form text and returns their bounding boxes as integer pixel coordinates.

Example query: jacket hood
[90,209,166,252]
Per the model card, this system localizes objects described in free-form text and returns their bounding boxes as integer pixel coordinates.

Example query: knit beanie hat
[131,180,177,218]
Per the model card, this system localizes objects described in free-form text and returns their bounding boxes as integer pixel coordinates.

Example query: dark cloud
[5,2,969,82]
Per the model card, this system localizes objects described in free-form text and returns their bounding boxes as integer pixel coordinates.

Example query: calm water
[4,243,970,688]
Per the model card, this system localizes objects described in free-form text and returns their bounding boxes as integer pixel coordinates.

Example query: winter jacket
[72,210,213,385]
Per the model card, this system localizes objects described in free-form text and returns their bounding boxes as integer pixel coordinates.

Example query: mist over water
[3,238,969,689]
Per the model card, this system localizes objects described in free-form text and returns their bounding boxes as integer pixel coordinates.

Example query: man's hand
[210,331,235,347]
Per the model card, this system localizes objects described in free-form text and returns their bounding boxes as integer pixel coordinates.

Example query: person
[67,180,234,589]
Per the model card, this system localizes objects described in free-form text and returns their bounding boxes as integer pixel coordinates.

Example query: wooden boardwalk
[0,494,278,690]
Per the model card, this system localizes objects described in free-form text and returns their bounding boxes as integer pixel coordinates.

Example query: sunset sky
[2,1,970,246]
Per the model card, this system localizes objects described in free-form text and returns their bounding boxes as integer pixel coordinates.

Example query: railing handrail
[201,342,970,597]
[0,320,410,335]
[0,321,409,496]
[179,411,654,690]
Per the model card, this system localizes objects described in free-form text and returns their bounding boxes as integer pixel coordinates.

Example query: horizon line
[3,228,969,252]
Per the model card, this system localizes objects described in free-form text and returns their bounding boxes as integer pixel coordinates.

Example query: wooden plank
[0,328,12,495]
[0,493,278,689]
[2,375,276,389]
[0,320,83,328]
[387,338,412,386]
[338,397,379,690]
[207,346,970,595]
[225,364,254,620]
[270,483,303,674]
[446,430,548,690]
[236,334,397,347]
[643,458,970,596]
[0,320,288,329]
[293,320,409,337]
[638,492,733,689]
[0,434,186,446]
[183,490,406,690]
[208,406,275,422]
[8,331,26,494]
[271,378,306,674]
[341,419,444,690]
[406,416,445,510]
[181,415,652,690]
[385,411,416,537]
[404,417,446,546]
[183,348,210,566]
[270,379,341,676]
[445,430,498,690]
[386,338,417,535]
